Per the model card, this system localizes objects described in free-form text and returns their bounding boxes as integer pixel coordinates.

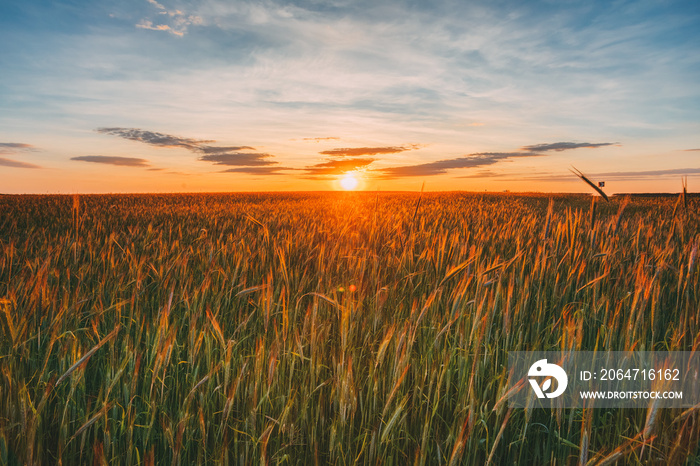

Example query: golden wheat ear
[570,166,609,201]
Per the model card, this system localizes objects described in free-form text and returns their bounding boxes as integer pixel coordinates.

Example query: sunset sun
[340,173,359,190]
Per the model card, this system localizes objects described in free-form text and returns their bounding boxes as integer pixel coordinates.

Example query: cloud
[136,20,184,36]
[0,142,41,168]
[456,169,503,179]
[0,143,35,153]
[298,175,337,181]
[523,167,700,182]
[146,0,166,11]
[520,142,618,152]
[374,140,613,179]
[379,152,542,177]
[198,145,255,153]
[300,137,341,142]
[0,157,41,169]
[161,170,196,176]
[303,158,375,175]
[220,166,291,175]
[71,155,150,167]
[683,148,700,152]
[199,152,276,166]
[97,127,274,168]
[136,0,202,36]
[319,145,421,157]
[96,127,212,150]
[589,167,700,180]
[466,167,700,183]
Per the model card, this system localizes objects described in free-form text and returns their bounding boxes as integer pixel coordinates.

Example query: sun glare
[340,173,359,190]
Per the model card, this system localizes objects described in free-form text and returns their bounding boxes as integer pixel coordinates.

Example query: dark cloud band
[198,145,255,154]
[587,167,700,178]
[379,152,542,177]
[377,140,616,178]
[0,157,41,169]
[96,127,275,168]
[0,143,35,151]
[96,127,212,150]
[71,155,150,167]
[200,153,276,166]
[520,142,617,152]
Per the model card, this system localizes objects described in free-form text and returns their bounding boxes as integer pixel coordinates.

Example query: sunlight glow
[340,173,359,190]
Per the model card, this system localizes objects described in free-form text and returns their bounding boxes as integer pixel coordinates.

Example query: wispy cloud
[375,140,613,178]
[136,20,182,36]
[588,167,700,180]
[319,145,421,157]
[97,127,274,168]
[462,167,700,183]
[303,158,375,175]
[198,145,255,153]
[96,127,212,149]
[136,0,202,36]
[200,152,275,166]
[0,157,41,169]
[0,142,41,168]
[0,142,36,153]
[683,148,700,152]
[71,155,150,167]
[221,166,291,175]
[300,137,341,142]
[456,169,504,179]
[378,152,543,178]
[520,142,618,152]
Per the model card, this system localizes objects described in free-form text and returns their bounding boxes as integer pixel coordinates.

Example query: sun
[340,173,359,190]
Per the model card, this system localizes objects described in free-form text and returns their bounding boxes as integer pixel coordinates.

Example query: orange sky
[1,0,699,193]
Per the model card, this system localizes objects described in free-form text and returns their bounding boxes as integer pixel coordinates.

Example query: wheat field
[0,192,698,464]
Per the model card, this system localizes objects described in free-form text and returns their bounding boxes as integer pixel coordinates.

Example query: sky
[1,0,699,193]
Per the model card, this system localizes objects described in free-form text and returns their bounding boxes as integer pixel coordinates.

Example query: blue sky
[1,0,699,192]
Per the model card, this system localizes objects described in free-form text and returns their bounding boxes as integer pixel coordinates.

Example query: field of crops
[0,192,698,464]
